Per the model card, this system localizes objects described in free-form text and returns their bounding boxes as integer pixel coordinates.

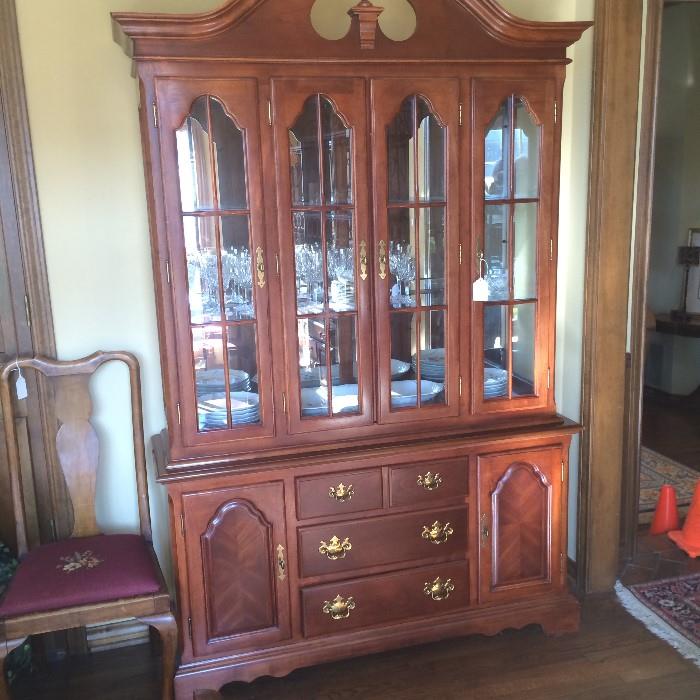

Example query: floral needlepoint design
[57,550,103,573]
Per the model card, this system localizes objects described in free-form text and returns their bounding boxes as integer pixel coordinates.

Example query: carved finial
[349,0,385,50]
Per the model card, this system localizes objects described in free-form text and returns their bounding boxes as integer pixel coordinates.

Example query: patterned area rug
[639,447,699,524]
[616,576,700,668]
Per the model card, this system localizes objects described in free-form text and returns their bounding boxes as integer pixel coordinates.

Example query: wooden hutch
[112,1,591,697]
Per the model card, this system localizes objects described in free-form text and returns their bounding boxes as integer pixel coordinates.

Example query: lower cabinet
[477,447,564,603]
[181,481,291,658]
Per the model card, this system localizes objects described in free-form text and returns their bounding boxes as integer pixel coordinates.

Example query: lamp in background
[671,229,700,322]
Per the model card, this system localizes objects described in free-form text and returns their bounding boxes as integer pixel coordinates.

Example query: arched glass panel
[481,96,541,402]
[386,96,447,411]
[176,96,260,432]
[289,95,359,419]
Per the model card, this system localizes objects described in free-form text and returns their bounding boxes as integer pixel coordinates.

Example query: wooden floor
[11,594,700,699]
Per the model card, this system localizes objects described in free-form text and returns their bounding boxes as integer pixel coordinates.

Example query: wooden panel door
[155,78,276,454]
[371,79,461,425]
[477,447,562,603]
[470,79,558,416]
[182,481,291,658]
[271,78,373,435]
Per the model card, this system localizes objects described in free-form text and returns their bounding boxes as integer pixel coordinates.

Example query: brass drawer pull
[421,521,454,545]
[319,535,352,560]
[329,482,354,502]
[417,471,442,491]
[481,513,490,546]
[424,576,455,601]
[322,594,356,620]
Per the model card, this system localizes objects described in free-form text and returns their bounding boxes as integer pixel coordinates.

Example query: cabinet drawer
[302,560,469,638]
[389,459,468,507]
[296,469,383,520]
[298,505,467,578]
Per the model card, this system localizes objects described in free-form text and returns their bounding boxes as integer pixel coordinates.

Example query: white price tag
[15,372,28,400]
[473,277,489,302]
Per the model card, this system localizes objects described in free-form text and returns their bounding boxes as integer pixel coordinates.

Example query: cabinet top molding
[112,0,591,63]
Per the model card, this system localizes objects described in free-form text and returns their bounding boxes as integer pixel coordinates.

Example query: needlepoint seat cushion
[0,534,162,617]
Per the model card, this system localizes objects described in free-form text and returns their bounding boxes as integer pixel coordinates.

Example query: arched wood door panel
[182,482,290,658]
[478,447,563,603]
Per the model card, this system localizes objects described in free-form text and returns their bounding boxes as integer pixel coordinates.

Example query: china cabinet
[112,1,590,697]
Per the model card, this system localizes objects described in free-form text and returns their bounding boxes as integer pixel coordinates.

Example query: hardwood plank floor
[10,594,700,699]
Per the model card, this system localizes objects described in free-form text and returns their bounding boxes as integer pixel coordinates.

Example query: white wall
[16,0,593,576]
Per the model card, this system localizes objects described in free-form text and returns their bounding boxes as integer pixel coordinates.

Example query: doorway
[622,0,700,575]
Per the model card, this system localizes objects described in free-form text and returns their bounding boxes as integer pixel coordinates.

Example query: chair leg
[138,613,178,700]
[0,638,26,700]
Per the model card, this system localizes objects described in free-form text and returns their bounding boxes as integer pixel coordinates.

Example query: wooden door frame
[619,0,700,565]
[576,0,644,594]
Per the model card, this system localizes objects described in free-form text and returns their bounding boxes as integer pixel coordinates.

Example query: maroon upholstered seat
[0,534,161,617]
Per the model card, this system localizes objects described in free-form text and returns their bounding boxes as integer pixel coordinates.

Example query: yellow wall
[15,0,594,576]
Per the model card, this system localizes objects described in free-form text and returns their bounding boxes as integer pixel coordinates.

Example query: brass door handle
[424,576,455,601]
[421,521,454,545]
[359,240,368,281]
[322,594,356,620]
[319,535,352,560]
[378,240,387,280]
[276,544,286,581]
[329,482,354,502]
[417,471,442,491]
[256,246,266,288]
[480,513,490,545]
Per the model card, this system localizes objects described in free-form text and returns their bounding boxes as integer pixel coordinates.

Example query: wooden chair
[0,351,176,700]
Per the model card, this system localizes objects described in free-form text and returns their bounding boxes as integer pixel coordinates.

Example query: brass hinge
[458,102,463,126]
[554,100,558,125]
[152,102,158,129]
[187,617,192,640]
[165,259,171,285]
[282,392,287,414]
[50,518,57,539]
[23,294,31,327]
[180,513,185,537]
[560,552,565,572]
[267,99,272,126]
[275,253,280,275]
[458,243,463,265]
[550,239,554,262]
[547,368,551,390]
[561,460,565,482]
[176,402,182,425]
[458,375,463,398]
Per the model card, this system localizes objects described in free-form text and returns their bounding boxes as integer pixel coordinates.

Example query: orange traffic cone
[649,484,680,534]
[668,481,700,558]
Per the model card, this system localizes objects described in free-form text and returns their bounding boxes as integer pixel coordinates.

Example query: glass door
[155,78,275,449]
[271,79,373,434]
[371,79,461,424]
[471,80,556,415]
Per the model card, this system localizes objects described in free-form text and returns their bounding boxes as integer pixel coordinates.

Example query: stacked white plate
[391,379,444,408]
[196,368,250,394]
[197,391,260,430]
[484,367,508,399]
[301,384,359,417]
[412,348,445,383]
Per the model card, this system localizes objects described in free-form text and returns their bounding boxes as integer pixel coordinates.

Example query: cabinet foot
[138,612,178,700]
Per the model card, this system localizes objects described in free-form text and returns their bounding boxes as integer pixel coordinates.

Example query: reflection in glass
[193,326,226,431]
[485,101,510,199]
[184,216,220,324]
[484,205,509,301]
[417,98,445,202]
[388,209,416,308]
[329,317,359,415]
[513,203,537,300]
[512,303,536,396]
[514,98,540,199]
[298,317,330,418]
[419,207,446,306]
[484,305,508,400]
[321,97,352,205]
[177,96,214,212]
[293,211,324,314]
[326,212,355,312]
[415,309,446,406]
[209,98,248,211]
[390,313,417,408]
[220,217,255,320]
[225,324,260,425]
[387,97,415,203]
[289,97,321,206]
